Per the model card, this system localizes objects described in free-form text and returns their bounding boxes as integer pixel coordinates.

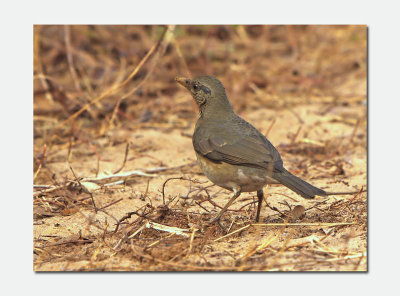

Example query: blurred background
[34,25,366,142]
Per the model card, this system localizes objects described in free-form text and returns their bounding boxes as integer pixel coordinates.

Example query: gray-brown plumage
[176,75,326,222]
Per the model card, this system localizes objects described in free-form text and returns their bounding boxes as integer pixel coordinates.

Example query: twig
[195,201,211,213]
[146,221,191,237]
[114,224,146,250]
[115,220,192,250]
[142,162,197,174]
[113,142,130,174]
[349,117,361,145]
[214,221,354,243]
[34,144,47,181]
[67,127,74,163]
[96,208,127,235]
[115,212,137,231]
[287,107,304,124]
[326,188,367,195]
[120,25,175,101]
[278,200,292,211]
[173,37,192,78]
[64,25,81,92]
[142,178,150,200]
[237,232,278,263]
[214,224,251,242]
[265,118,276,137]
[305,199,329,211]
[69,164,97,212]
[55,26,169,131]
[290,125,302,144]
[273,192,299,202]
[33,184,67,197]
[34,26,54,104]
[146,233,175,249]
[108,57,128,127]
[206,194,243,212]
[252,222,355,227]
[265,202,287,217]
[162,177,187,205]
[103,180,124,187]
[114,205,156,233]
[108,25,176,131]
[187,228,198,255]
[82,170,157,183]
[35,239,93,249]
[238,200,258,211]
[33,185,53,189]
[98,198,123,211]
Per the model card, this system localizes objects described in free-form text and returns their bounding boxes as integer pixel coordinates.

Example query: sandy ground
[34,99,366,271]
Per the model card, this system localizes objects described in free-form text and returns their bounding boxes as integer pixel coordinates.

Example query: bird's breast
[195,152,277,192]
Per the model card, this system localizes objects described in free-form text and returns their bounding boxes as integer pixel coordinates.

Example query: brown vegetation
[34,25,367,271]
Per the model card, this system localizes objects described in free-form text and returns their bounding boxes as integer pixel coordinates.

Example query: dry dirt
[33,25,367,271]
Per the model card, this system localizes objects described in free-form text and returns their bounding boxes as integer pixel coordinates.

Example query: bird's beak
[175,76,191,90]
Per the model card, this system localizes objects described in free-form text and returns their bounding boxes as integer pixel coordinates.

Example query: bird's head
[175,75,233,117]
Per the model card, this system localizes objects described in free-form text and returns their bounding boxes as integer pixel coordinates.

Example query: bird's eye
[193,84,199,91]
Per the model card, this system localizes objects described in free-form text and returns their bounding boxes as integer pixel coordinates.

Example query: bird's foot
[206,216,227,233]
[208,216,219,224]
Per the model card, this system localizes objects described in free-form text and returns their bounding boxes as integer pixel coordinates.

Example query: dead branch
[113,142,130,174]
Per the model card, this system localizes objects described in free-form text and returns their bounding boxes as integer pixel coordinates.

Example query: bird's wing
[193,122,283,172]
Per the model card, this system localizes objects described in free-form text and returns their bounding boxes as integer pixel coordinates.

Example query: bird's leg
[209,188,241,224]
[255,189,264,222]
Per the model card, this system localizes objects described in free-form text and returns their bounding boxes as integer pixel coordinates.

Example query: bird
[175,75,327,223]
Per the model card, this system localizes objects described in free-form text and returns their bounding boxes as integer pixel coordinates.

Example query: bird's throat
[198,97,234,120]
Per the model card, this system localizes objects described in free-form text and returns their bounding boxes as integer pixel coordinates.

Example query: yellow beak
[175,76,191,89]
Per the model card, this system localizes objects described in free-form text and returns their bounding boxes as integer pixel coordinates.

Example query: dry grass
[33,25,367,271]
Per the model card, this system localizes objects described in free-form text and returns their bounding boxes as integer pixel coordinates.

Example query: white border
[2,0,400,295]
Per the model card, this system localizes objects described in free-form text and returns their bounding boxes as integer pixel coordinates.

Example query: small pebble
[291,205,306,220]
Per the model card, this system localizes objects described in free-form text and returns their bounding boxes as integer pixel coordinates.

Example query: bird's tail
[273,169,327,199]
